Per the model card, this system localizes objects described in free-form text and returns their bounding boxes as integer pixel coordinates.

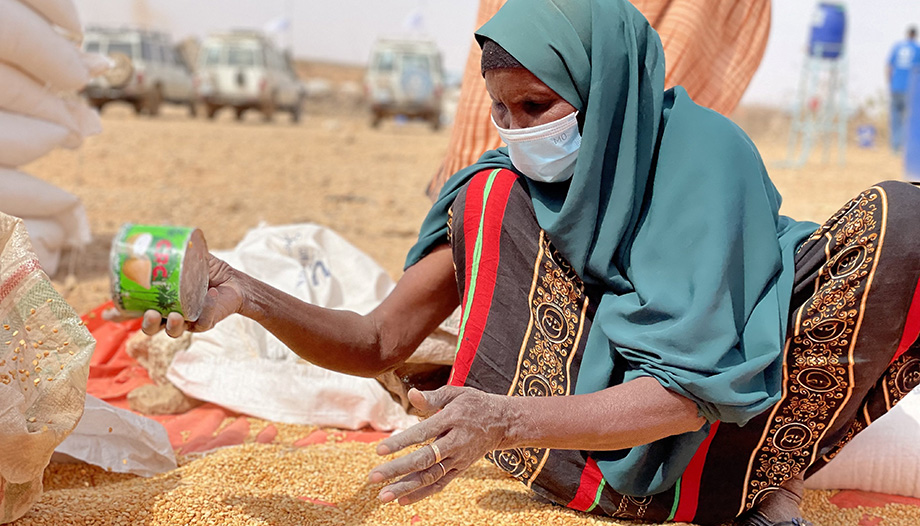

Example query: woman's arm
[244,245,459,376]
[143,245,459,377]
[369,378,705,505]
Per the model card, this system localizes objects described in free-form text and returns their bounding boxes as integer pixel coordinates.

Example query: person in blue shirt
[888,26,920,152]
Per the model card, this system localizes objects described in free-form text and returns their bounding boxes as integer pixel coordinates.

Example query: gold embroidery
[741,188,886,513]
[489,233,589,487]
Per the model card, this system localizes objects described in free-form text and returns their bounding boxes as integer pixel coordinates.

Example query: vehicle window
[173,48,187,68]
[84,40,100,54]
[374,51,395,72]
[152,43,164,63]
[401,54,430,72]
[107,40,135,59]
[227,47,258,67]
[202,46,222,67]
[140,40,152,61]
[264,48,277,70]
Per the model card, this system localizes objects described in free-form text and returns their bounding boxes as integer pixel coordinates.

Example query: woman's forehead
[484,68,561,101]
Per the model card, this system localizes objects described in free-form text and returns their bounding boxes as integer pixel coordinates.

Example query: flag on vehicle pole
[264,16,291,34]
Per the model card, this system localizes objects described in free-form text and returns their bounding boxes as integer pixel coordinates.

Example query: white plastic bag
[52,395,176,478]
[167,223,419,431]
[805,388,920,498]
[0,62,101,147]
[0,111,70,167]
[0,0,90,90]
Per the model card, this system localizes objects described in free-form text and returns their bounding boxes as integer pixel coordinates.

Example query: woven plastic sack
[0,211,94,524]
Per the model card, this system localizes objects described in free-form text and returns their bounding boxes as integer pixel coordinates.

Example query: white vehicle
[365,38,444,130]
[196,31,305,122]
[82,27,197,116]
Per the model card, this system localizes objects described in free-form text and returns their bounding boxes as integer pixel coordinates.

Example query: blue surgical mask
[492,111,581,183]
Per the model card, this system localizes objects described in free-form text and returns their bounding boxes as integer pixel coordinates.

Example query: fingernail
[376,445,390,456]
[368,472,383,483]
[378,491,395,503]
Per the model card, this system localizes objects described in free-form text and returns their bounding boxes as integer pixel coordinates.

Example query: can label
[110,224,194,317]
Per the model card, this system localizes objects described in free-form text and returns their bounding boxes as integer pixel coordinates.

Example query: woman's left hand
[369,385,516,505]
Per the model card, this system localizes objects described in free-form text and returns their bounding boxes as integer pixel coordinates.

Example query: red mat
[82,302,389,456]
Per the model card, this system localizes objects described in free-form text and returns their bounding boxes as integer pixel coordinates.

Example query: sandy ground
[24,100,908,316]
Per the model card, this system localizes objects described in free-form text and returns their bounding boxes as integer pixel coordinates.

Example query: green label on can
[110,224,194,317]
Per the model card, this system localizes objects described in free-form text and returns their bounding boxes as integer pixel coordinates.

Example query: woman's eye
[523,101,549,114]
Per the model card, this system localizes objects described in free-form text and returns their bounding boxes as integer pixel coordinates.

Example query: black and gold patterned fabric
[446,171,920,524]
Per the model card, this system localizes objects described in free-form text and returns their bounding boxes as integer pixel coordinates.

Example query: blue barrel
[905,68,920,182]
[809,3,846,59]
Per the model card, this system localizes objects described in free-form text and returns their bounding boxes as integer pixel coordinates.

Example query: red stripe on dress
[449,169,518,387]
[567,456,605,512]
[673,420,721,523]
[891,276,920,364]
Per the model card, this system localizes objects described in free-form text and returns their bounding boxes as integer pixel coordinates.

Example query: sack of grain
[0,112,71,168]
[0,211,95,523]
[0,62,101,146]
[0,168,91,276]
[0,0,90,91]
[17,0,82,36]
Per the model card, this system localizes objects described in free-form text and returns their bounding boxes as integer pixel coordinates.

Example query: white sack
[0,168,80,218]
[52,395,176,478]
[0,0,89,90]
[0,168,92,276]
[0,62,101,146]
[21,217,64,275]
[805,388,920,498]
[0,168,91,245]
[17,0,82,36]
[0,111,70,167]
[167,223,419,431]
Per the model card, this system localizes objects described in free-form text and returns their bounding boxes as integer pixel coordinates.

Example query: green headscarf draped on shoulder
[406,0,817,496]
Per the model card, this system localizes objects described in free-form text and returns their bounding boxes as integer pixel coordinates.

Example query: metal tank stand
[780,44,849,169]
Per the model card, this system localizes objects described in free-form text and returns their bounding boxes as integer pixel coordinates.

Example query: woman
[145,1,920,524]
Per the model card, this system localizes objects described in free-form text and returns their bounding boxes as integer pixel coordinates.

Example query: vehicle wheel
[235,107,246,121]
[133,100,145,115]
[188,100,198,118]
[144,86,163,116]
[429,112,442,131]
[89,99,107,112]
[206,103,220,120]
[262,93,277,122]
[370,110,383,128]
[290,102,302,124]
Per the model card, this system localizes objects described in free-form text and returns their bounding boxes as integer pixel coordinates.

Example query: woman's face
[485,68,577,130]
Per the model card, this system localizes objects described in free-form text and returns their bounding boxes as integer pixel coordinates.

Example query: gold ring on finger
[430,443,442,464]
[437,461,446,478]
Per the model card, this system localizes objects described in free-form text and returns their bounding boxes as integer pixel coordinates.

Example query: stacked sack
[0,0,105,276]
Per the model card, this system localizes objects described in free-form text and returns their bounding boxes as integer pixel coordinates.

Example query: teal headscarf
[406,0,817,496]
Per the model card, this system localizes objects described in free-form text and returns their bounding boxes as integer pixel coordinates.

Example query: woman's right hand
[141,253,245,338]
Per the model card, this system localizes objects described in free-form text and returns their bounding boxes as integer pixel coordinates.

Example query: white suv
[365,39,444,130]
[82,27,197,116]
[196,31,305,122]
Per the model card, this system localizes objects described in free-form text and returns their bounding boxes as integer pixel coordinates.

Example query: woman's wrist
[233,269,265,322]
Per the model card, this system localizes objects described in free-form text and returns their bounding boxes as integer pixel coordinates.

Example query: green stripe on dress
[666,477,682,521]
[454,169,502,351]
[585,478,606,513]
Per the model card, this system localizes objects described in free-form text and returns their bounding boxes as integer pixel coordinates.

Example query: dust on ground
[23,99,907,315]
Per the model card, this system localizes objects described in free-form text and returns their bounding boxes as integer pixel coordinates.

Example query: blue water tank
[905,69,920,182]
[809,3,846,59]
